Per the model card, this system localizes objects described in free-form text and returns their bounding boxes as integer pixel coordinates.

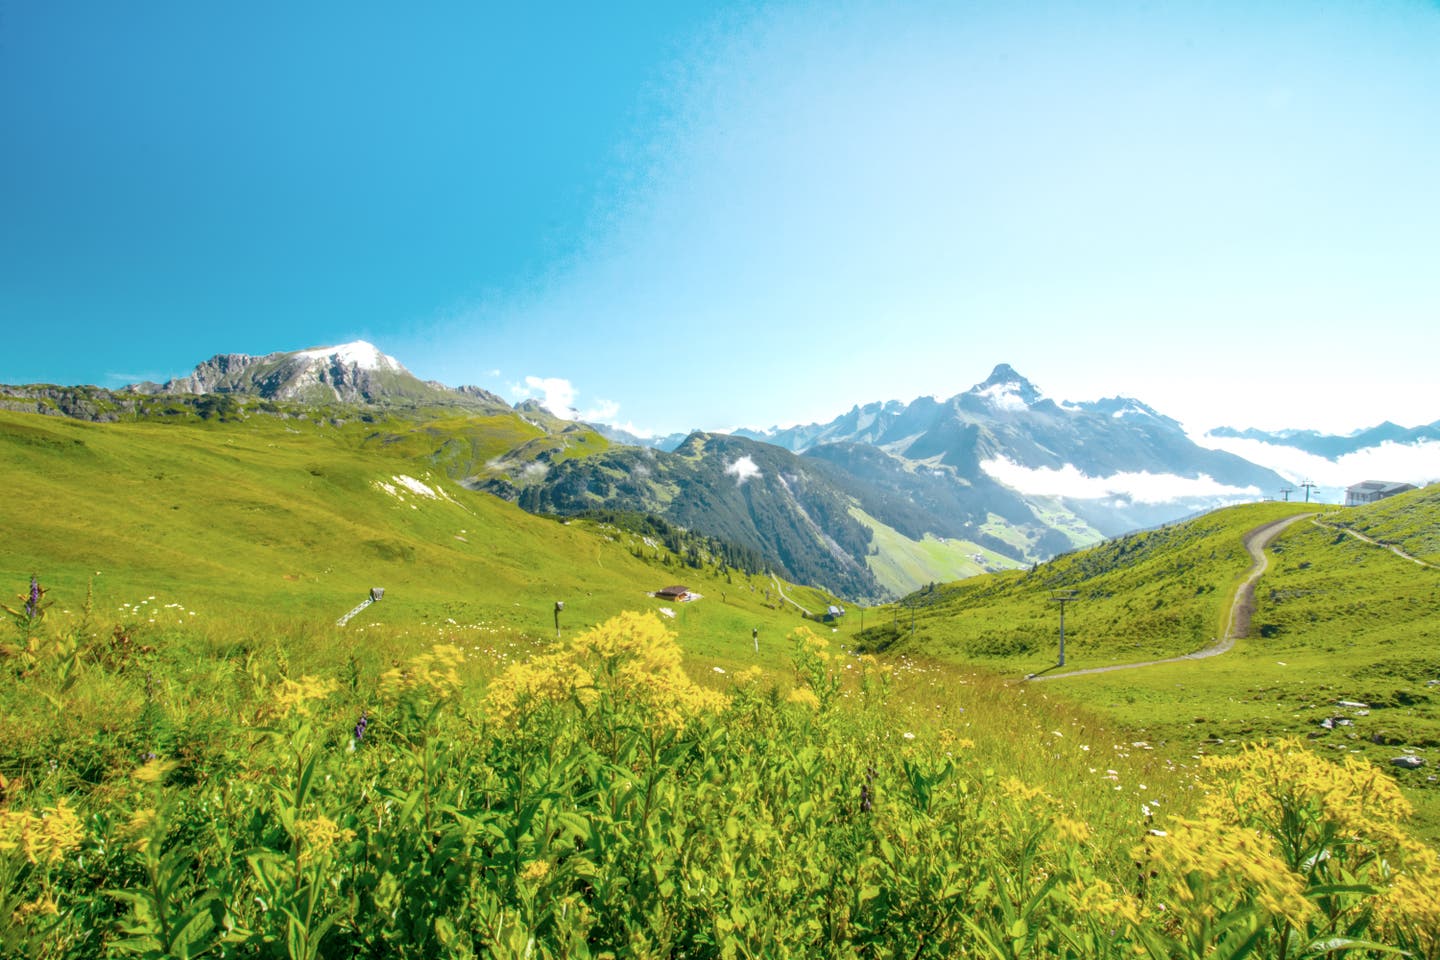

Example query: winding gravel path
[770,573,812,617]
[1311,518,1438,570]
[1028,513,1313,681]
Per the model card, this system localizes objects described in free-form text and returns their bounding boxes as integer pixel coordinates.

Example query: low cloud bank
[1195,435,1440,488]
[981,456,1259,504]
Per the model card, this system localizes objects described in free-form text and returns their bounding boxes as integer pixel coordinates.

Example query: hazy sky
[3,1,1437,437]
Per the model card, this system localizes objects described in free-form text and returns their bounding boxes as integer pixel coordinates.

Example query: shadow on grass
[1020,662,1064,682]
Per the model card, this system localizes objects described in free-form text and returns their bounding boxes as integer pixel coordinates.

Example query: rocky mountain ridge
[125,340,507,408]
[6,344,1429,599]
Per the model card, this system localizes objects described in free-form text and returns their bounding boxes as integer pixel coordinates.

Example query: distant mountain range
[3,344,1434,599]
[496,363,1302,597]
[1206,422,1440,460]
[732,363,1270,485]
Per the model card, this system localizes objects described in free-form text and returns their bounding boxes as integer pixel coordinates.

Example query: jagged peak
[291,340,404,373]
[968,363,1042,410]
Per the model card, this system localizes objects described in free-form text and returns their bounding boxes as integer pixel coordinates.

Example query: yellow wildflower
[273,675,339,717]
[1000,777,1051,804]
[795,628,832,662]
[1068,878,1142,925]
[11,893,59,925]
[734,665,765,686]
[133,757,177,784]
[1136,815,1314,929]
[519,859,551,883]
[294,815,355,866]
[0,799,84,865]
[1372,839,1440,952]
[1054,815,1092,844]
[483,652,594,725]
[380,644,466,699]
[1199,739,1412,851]
[124,807,158,853]
[786,687,821,710]
[484,612,725,728]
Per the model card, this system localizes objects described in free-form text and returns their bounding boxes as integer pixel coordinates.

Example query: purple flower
[859,763,876,813]
[25,576,39,619]
[353,710,369,742]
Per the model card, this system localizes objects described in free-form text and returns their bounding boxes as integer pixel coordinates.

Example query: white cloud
[981,456,1259,504]
[609,421,656,439]
[725,455,762,484]
[517,375,579,415]
[580,399,621,422]
[1194,435,1440,489]
[508,375,642,432]
[107,371,167,385]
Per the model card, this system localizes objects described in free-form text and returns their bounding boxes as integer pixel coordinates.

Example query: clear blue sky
[3,1,1437,436]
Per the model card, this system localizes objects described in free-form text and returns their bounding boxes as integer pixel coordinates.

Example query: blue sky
[3,1,1438,437]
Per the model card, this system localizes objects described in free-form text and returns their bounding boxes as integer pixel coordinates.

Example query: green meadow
[3,407,1439,956]
[857,502,1320,669]
[858,491,1440,837]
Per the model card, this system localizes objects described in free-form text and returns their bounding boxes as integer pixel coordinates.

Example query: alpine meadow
[2,369,1438,958]
[5,4,1440,955]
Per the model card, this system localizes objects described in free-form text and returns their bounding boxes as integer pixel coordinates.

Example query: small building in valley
[654,585,692,601]
[1345,480,1417,506]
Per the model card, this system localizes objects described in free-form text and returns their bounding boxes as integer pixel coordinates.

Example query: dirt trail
[770,574,812,616]
[1311,518,1438,570]
[1029,513,1313,682]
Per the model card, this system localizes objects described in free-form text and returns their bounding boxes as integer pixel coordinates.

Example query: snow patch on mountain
[981,456,1260,504]
[1111,402,1152,420]
[294,341,402,371]
[976,381,1030,412]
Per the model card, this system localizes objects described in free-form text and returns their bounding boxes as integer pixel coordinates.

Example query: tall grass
[3,603,1437,957]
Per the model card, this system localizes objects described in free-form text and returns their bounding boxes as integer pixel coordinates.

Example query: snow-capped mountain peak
[293,340,404,372]
[968,363,1042,410]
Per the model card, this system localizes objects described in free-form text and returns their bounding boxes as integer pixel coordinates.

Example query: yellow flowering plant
[484,611,726,732]
[1126,739,1440,958]
[787,625,843,712]
[1,793,84,952]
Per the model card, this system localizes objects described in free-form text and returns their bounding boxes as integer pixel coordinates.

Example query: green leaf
[1302,937,1409,956]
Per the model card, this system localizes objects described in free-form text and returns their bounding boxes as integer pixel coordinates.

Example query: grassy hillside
[0,409,814,651]
[1321,483,1440,563]
[1037,499,1440,827]
[4,411,1440,954]
[856,501,1317,671]
[850,490,1440,834]
[851,506,1024,596]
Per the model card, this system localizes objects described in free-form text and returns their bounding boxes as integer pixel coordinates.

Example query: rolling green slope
[857,501,1317,670]
[846,489,1440,830]
[1038,494,1440,826]
[1320,483,1440,564]
[850,506,1024,596]
[0,409,812,656]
